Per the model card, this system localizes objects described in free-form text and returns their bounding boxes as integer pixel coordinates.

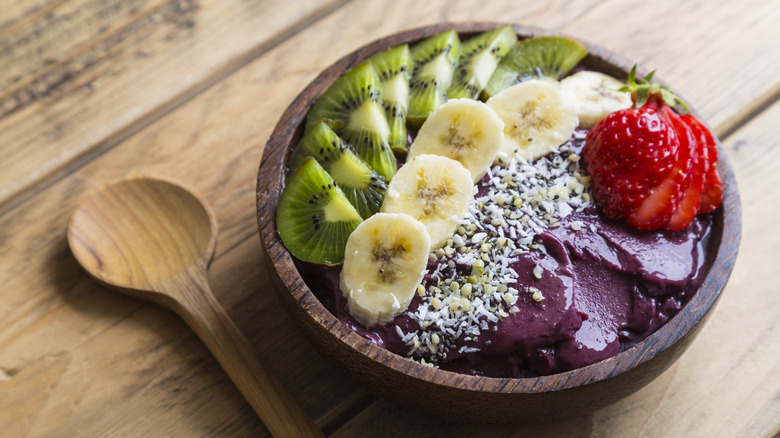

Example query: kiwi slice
[448,25,517,100]
[368,44,411,156]
[288,120,387,219]
[407,29,461,128]
[483,36,587,98]
[277,157,362,266]
[306,62,396,182]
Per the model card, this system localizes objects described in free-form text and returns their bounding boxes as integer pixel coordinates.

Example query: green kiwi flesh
[306,62,397,182]
[368,44,411,156]
[280,28,593,266]
[288,121,387,219]
[448,25,517,100]
[277,157,363,266]
[407,29,461,128]
[483,35,587,98]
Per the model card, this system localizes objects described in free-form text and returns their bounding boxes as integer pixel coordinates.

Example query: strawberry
[584,65,722,231]
[625,106,695,230]
[663,109,705,231]
[681,114,723,213]
[583,106,678,221]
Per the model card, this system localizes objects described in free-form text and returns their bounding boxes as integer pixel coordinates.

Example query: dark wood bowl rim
[257,22,741,395]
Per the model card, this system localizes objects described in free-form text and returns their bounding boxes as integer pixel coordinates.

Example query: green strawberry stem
[620,64,690,113]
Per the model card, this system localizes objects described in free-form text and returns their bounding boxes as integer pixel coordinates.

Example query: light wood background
[1,0,778,436]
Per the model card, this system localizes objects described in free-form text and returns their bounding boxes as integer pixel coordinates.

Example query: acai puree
[299,130,714,377]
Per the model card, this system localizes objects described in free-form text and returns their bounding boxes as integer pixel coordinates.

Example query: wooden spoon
[67,176,323,438]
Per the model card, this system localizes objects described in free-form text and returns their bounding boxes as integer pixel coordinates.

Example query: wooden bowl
[256,22,741,423]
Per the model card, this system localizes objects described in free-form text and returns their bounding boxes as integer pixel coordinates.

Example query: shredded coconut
[404,135,593,366]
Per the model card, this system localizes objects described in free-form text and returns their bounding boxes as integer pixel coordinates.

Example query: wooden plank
[0,0,345,213]
[1,0,155,91]
[0,0,65,30]
[1,0,777,436]
[331,397,600,437]
[564,0,780,138]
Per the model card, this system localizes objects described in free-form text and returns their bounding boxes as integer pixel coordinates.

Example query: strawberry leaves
[620,65,689,112]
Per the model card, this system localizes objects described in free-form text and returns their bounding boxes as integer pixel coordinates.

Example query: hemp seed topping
[403,131,592,366]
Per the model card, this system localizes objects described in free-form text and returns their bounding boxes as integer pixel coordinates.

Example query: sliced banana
[340,212,431,327]
[407,98,504,182]
[381,154,473,249]
[560,70,632,128]
[487,79,579,165]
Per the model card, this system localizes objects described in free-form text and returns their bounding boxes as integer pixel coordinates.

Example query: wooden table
[1,1,778,436]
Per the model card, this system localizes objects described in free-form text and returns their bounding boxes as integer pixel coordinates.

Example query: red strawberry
[681,114,723,213]
[665,110,706,231]
[626,106,694,230]
[583,106,678,221]
[584,65,723,231]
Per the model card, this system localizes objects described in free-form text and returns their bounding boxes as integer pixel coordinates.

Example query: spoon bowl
[68,176,216,300]
[68,176,323,438]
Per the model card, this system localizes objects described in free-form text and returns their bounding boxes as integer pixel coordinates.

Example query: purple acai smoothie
[298,130,714,377]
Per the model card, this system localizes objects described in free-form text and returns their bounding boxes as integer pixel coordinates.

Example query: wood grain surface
[1,0,778,436]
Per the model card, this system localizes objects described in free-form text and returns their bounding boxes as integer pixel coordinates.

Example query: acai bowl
[256,22,740,422]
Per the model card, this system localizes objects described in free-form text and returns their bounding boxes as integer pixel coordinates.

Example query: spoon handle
[170,266,324,438]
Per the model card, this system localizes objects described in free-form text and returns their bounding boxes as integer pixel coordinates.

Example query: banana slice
[340,212,431,327]
[381,154,473,249]
[407,98,504,182]
[487,79,578,165]
[560,70,632,128]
